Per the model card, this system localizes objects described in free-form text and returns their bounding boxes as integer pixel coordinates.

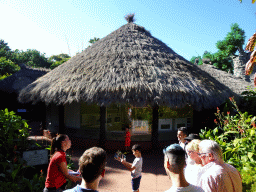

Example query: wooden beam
[99,106,106,148]
[59,105,65,134]
[42,103,47,130]
[151,105,159,151]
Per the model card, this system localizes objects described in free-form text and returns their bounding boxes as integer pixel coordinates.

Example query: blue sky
[0,0,255,61]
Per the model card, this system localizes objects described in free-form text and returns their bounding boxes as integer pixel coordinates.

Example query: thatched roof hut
[0,64,50,94]
[197,64,252,95]
[0,64,50,121]
[19,19,240,111]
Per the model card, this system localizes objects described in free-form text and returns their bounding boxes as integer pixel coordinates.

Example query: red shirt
[45,150,67,189]
[125,131,131,146]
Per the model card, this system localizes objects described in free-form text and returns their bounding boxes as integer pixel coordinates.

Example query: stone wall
[232,51,251,82]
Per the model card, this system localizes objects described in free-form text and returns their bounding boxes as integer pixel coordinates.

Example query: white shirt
[131,157,143,178]
[199,162,242,192]
[165,184,204,192]
[179,141,186,150]
[185,164,203,186]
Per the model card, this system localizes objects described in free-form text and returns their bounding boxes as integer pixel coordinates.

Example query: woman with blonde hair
[184,139,203,187]
[43,134,81,192]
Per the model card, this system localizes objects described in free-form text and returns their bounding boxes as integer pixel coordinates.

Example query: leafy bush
[0,108,30,162]
[0,109,46,192]
[0,57,20,76]
[200,97,256,192]
[0,73,11,81]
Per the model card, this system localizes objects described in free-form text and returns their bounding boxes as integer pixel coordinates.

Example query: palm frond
[245,32,256,51]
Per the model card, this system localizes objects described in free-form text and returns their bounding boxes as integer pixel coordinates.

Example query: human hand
[74,175,82,183]
[120,154,126,163]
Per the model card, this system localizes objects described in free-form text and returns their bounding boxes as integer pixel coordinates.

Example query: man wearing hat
[163,144,204,192]
[184,133,200,142]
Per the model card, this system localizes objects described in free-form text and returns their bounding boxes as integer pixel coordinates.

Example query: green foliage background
[190,23,245,73]
[200,97,256,192]
[0,109,46,192]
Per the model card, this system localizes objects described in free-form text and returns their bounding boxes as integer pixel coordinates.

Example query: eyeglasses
[198,153,209,157]
[187,151,196,155]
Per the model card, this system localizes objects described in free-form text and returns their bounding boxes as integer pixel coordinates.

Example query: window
[158,119,172,131]
[175,118,187,130]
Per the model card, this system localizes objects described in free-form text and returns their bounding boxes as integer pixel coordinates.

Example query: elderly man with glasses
[198,140,242,192]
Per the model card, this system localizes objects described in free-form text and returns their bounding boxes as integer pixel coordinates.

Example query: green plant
[0,108,31,162]
[200,97,256,191]
[0,109,47,192]
[0,73,11,80]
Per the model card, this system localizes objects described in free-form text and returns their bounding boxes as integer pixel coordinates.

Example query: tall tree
[49,53,71,69]
[213,23,245,72]
[49,53,70,62]
[190,23,246,73]
[0,57,20,76]
[216,23,245,55]
[0,39,12,59]
[11,49,52,68]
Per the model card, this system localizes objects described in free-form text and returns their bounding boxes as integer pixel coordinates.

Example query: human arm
[121,159,136,172]
[200,173,220,192]
[59,162,82,183]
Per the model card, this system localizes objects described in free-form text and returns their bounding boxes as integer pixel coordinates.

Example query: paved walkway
[70,148,171,192]
[27,136,172,191]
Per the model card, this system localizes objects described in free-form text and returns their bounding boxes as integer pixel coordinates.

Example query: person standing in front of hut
[163,144,204,192]
[44,134,82,192]
[184,139,204,187]
[198,140,242,192]
[64,147,107,192]
[177,127,188,150]
[117,144,143,192]
[125,127,131,152]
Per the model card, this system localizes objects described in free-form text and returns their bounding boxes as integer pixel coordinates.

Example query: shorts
[43,187,63,192]
[43,182,67,192]
[131,176,141,192]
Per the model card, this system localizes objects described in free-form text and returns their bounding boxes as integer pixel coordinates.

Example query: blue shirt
[64,185,98,192]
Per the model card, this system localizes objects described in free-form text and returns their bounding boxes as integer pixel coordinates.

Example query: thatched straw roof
[19,21,242,111]
[0,64,50,94]
[197,64,251,95]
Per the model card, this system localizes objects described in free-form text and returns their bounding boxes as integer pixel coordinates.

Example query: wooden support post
[42,103,47,130]
[59,105,65,134]
[99,106,106,148]
[151,105,159,152]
